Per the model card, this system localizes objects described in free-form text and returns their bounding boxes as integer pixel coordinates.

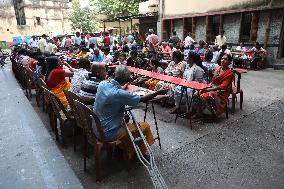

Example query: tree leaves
[94,0,140,17]
[69,0,99,33]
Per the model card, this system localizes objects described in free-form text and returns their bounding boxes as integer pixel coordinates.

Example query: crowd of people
[10,28,268,159]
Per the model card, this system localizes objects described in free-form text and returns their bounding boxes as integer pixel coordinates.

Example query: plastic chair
[231,70,243,113]
[73,100,120,182]
[44,87,76,147]
[63,90,84,152]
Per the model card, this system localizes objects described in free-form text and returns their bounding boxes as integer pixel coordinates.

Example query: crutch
[123,108,168,189]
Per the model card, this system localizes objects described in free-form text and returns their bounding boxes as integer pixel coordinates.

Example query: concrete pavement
[0,65,83,189]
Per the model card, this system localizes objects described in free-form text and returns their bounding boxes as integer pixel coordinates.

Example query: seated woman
[195,40,205,56]
[172,52,205,114]
[155,51,185,96]
[161,41,171,59]
[143,58,164,90]
[76,47,90,59]
[113,52,127,65]
[45,56,74,108]
[69,58,91,95]
[127,51,142,68]
[250,42,267,70]
[217,44,231,65]
[198,54,234,118]
[32,55,46,82]
[202,50,218,83]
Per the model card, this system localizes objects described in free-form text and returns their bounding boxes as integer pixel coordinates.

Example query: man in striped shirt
[79,63,106,105]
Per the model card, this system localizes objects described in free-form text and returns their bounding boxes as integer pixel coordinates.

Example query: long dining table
[125,66,210,129]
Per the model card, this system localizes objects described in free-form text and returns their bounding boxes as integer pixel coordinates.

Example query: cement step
[273,64,284,70]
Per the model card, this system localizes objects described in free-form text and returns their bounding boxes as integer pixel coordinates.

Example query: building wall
[0,0,71,43]
[223,13,240,44]
[195,17,206,42]
[173,19,183,40]
[163,0,272,17]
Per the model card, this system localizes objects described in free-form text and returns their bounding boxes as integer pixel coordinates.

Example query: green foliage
[69,0,98,33]
[94,0,140,17]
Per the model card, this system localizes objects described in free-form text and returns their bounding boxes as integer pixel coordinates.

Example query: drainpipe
[159,0,164,40]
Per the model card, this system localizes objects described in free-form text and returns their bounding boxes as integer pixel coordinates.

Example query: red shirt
[28,58,37,70]
[47,69,65,89]
[103,36,111,46]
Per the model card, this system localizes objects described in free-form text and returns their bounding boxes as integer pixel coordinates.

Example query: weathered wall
[223,13,241,44]
[268,9,283,45]
[163,0,284,17]
[0,0,71,43]
[173,19,183,40]
[195,17,206,42]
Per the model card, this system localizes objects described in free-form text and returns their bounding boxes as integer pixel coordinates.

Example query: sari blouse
[47,69,65,89]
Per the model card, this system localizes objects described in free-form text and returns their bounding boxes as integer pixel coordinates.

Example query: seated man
[236,42,246,51]
[93,65,167,159]
[91,48,104,63]
[102,46,113,64]
[79,63,106,105]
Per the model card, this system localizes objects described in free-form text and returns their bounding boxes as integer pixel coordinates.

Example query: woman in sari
[155,51,185,96]
[45,56,74,108]
[199,54,234,118]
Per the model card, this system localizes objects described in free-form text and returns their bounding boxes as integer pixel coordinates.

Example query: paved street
[0,62,283,189]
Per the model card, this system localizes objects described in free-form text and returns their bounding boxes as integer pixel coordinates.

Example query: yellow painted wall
[0,0,71,43]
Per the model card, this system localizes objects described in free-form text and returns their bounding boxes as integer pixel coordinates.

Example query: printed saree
[200,66,234,117]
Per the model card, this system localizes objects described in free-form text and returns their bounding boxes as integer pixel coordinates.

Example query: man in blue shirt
[93,65,167,159]
[127,33,134,44]
[91,48,104,62]
[73,32,82,45]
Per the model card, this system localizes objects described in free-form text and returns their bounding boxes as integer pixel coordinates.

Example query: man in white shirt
[184,32,195,48]
[88,33,98,48]
[215,30,227,49]
[38,35,47,52]
[102,46,113,64]
[45,40,57,54]
[28,36,38,49]
[236,42,247,51]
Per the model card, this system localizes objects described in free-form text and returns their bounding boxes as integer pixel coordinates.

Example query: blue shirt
[127,35,134,43]
[93,80,140,141]
[91,53,104,62]
[73,36,82,45]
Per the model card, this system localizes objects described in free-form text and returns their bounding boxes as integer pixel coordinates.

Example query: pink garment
[161,46,171,54]
[147,34,159,51]
[65,38,72,47]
